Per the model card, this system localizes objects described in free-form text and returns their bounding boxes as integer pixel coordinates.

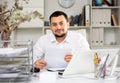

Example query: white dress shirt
[33,31,90,68]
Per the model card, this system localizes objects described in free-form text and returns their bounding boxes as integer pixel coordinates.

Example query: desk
[29,70,120,83]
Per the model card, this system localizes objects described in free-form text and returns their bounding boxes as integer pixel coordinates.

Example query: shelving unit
[0,40,34,82]
[90,0,120,48]
[89,0,120,66]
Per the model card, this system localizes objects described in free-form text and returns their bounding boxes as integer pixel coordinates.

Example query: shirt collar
[50,31,71,43]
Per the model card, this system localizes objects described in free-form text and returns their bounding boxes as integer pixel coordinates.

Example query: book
[69,16,75,26]
[112,0,117,6]
[103,0,112,6]
[111,14,118,26]
[92,0,95,6]
[79,6,85,26]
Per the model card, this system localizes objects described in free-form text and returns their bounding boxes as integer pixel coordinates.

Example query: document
[0,67,21,78]
[0,72,20,78]
[44,47,72,69]
[0,48,28,57]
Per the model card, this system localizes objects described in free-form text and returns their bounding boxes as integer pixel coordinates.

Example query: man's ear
[67,22,70,29]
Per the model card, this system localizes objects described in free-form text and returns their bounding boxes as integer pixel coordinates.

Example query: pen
[99,54,109,78]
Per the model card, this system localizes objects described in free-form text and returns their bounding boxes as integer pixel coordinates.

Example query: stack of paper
[0,48,28,57]
[0,67,21,78]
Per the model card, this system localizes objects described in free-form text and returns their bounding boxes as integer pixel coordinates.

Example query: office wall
[44,0,89,21]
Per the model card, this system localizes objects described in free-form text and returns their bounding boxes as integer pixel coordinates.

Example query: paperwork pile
[0,48,28,57]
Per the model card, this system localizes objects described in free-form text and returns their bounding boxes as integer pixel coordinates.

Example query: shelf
[92,6,120,9]
[17,27,44,29]
[91,45,120,49]
[92,26,120,28]
[69,26,91,28]
[44,26,91,29]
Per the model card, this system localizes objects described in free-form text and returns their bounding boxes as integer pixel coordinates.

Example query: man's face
[50,15,69,37]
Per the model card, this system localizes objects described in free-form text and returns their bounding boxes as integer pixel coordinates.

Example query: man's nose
[56,24,61,29]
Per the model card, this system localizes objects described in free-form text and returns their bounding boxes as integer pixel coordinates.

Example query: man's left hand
[64,53,73,62]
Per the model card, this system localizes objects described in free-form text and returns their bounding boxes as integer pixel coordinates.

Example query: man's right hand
[34,60,47,70]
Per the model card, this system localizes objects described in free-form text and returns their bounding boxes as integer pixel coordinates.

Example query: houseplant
[0,0,44,47]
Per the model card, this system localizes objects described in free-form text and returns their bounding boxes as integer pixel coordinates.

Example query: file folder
[92,28,104,46]
[92,28,99,46]
[85,4,90,26]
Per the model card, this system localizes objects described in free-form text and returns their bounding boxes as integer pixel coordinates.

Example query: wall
[44,0,89,21]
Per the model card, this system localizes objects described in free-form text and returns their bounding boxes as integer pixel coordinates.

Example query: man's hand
[64,53,73,62]
[34,60,47,70]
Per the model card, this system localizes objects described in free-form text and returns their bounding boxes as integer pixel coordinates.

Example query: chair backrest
[73,29,86,39]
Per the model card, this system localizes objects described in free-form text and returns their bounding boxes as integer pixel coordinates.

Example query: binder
[99,28,104,46]
[92,28,99,46]
[102,0,112,6]
[85,5,90,26]
[92,28,104,46]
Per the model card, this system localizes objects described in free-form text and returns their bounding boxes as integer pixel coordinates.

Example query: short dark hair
[49,11,69,23]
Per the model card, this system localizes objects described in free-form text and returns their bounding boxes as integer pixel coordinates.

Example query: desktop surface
[29,69,120,83]
[2,69,119,83]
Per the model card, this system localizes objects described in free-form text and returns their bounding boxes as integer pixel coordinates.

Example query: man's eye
[59,22,64,26]
[52,24,57,26]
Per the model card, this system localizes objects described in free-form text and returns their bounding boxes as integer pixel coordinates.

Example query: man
[33,11,90,71]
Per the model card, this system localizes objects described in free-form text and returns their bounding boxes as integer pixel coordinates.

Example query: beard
[54,33,66,38]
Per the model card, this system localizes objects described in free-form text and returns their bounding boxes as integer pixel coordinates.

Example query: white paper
[0,73,20,78]
[0,60,25,69]
[44,48,72,69]
[0,67,21,78]
[0,48,28,57]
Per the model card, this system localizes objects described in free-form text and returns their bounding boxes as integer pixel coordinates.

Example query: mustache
[55,29,63,32]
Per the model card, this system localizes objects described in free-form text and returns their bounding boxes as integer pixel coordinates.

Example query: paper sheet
[0,48,28,57]
[0,73,20,78]
[0,67,21,78]
[44,47,72,69]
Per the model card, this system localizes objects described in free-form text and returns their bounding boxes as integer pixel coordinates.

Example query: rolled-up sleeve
[33,37,45,63]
